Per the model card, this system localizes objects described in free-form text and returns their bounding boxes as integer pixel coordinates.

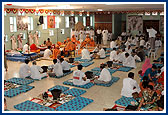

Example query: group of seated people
[19,57,71,80]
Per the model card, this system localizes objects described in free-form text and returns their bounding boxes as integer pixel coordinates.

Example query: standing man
[96,27,102,44]
[147,27,157,50]
[102,28,108,45]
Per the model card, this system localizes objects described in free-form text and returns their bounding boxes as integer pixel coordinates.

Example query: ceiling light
[97,9,103,11]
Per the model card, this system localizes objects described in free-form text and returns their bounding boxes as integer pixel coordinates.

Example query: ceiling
[4,2,164,11]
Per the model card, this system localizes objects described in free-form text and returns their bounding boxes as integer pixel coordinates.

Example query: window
[152,12,158,15]
[10,17,17,32]
[4,34,8,42]
[38,31,41,38]
[160,12,164,15]
[90,16,93,26]
[55,16,60,28]
[35,12,40,16]
[42,16,47,29]
[75,16,78,24]
[49,30,54,36]
[83,16,86,26]
[28,17,33,30]
[23,33,26,40]
[145,12,150,15]
[4,11,7,16]
[61,29,64,34]
[65,16,69,28]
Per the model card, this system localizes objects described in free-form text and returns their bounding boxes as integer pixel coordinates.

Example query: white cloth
[110,41,117,49]
[61,61,70,71]
[97,48,106,58]
[134,55,141,62]
[121,78,140,97]
[73,70,90,85]
[125,48,132,54]
[81,49,91,60]
[125,41,131,48]
[22,44,29,53]
[120,51,127,63]
[98,68,111,82]
[28,33,34,45]
[114,53,122,62]
[147,28,157,38]
[53,63,63,76]
[43,49,52,59]
[102,30,108,45]
[110,50,117,61]
[30,65,47,80]
[140,39,145,46]
[19,63,31,78]
[92,46,99,52]
[17,35,23,49]
[123,55,136,68]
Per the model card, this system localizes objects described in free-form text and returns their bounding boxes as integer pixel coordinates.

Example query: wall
[4,12,93,50]
[126,13,164,35]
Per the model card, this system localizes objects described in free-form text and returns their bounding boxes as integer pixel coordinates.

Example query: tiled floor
[4,48,163,111]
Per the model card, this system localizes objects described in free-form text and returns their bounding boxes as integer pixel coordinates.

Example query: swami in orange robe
[81,35,91,48]
[53,45,61,59]
[90,38,95,47]
[71,35,76,42]
[64,38,75,51]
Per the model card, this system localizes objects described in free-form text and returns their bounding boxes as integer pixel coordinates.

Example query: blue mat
[106,48,113,51]
[25,76,47,81]
[48,85,69,92]
[115,96,137,107]
[56,96,93,111]
[6,78,34,85]
[95,77,120,87]
[14,100,55,111]
[81,62,94,67]
[64,88,86,97]
[70,64,76,68]
[63,79,95,89]
[50,70,73,78]
[117,67,133,72]
[91,67,101,72]
[4,85,34,98]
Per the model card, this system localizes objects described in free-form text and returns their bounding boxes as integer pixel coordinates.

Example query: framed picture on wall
[47,16,55,28]
[69,16,75,28]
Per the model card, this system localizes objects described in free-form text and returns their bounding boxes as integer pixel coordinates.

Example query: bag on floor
[85,71,94,79]
[69,58,74,63]
[107,61,113,68]
[41,66,48,73]
[51,89,62,100]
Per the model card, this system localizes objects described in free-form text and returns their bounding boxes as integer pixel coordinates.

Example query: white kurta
[61,61,70,71]
[155,40,162,47]
[98,68,111,82]
[123,55,136,68]
[125,48,132,55]
[53,63,63,76]
[110,41,117,49]
[121,78,140,97]
[73,70,90,85]
[110,50,117,61]
[90,30,95,39]
[114,53,122,62]
[102,30,108,45]
[22,44,30,53]
[11,36,17,50]
[30,65,47,80]
[43,49,52,59]
[147,28,157,38]
[19,63,31,78]
[92,47,99,52]
[140,39,145,46]
[81,49,91,60]
[97,48,106,58]
[125,41,131,48]
[120,51,126,63]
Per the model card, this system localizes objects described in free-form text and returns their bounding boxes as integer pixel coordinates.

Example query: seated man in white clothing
[94,64,112,84]
[60,58,71,73]
[19,59,31,78]
[121,72,140,97]
[113,50,122,63]
[81,47,91,60]
[125,45,132,54]
[43,46,52,59]
[30,61,47,80]
[123,53,136,68]
[73,65,90,85]
[22,43,30,53]
[92,45,100,53]
[132,49,141,62]
[110,39,117,49]
[109,48,117,61]
[48,59,63,77]
[97,47,106,58]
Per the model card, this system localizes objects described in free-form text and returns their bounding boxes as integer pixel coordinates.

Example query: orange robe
[65,41,76,51]
[53,48,61,59]
[71,37,76,42]
[90,39,95,47]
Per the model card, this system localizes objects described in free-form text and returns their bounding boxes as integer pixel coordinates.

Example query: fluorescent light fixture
[40,5,73,9]
[97,9,103,11]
